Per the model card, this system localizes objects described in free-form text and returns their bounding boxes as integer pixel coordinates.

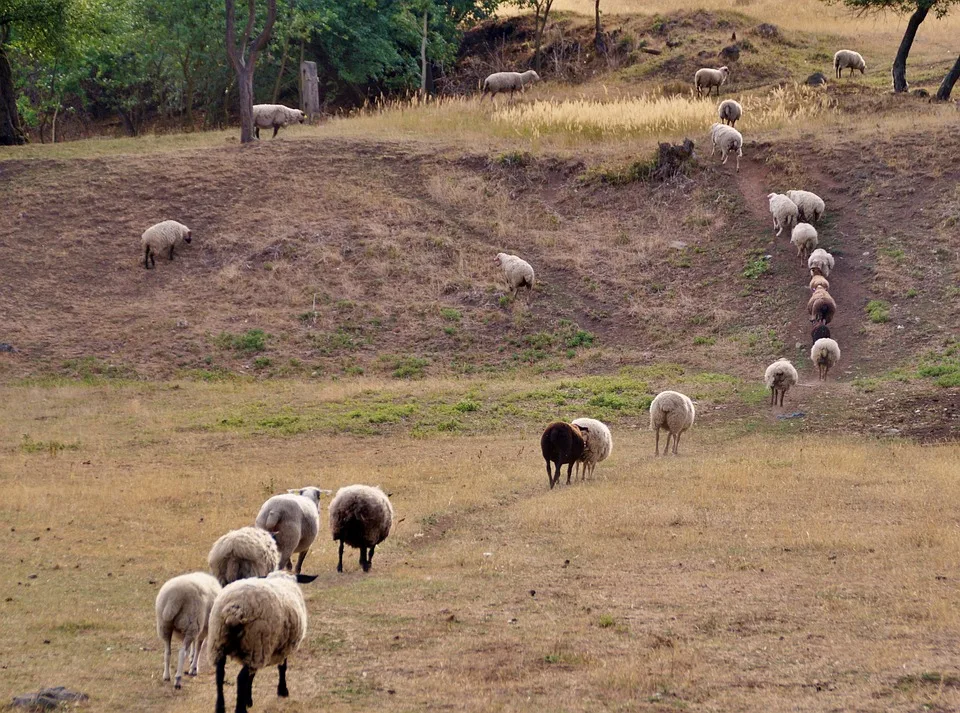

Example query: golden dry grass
[2,382,960,712]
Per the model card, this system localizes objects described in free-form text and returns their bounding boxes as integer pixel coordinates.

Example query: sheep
[834,50,866,79]
[251,104,305,139]
[710,123,743,172]
[650,391,695,456]
[255,487,329,575]
[540,421,586,489]
[155,572,222,689]
[768,193,799,236]
[695,66,730,98]
[328,485,394,573]
[790,222,819,264]
[764,358,799,407]
[811,324,831,344]
[785,190,825,223]
[718,99,742,127]
[809,274,830,293]
[494,252,534,297]
[208,527,280,586]
[807,285,836,325]
[141,220,192,269]
[571,417,613,480]
[208,570,317,713]
[808,247,835,278]
[481,70,541,100]
[811,337,841,381]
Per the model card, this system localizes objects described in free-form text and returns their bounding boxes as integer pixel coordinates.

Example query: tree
[225,0,277,143]
[594,0,606,53]
[936,53,960,100]
[514,0,555,73]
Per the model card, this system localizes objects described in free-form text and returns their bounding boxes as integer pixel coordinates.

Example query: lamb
[710,123,743,172]
[494,252,535,297]
[571,417,613,480]
[328,485,394,573]
[540,421,586,489]
[764,358,799,407]
[481,70,541,100]
[208,527,281,586]
[809,274,830,292]
[834,50,866,78]
[718,99,742,127]
[811,337,841,380]
[650,391,695,456]
[768,193,799,236]
[208,570,317,713]
[695,66,730,98]
[251,104,305,139]
[790,222,819,264]
[255,487,329,575]
[785,190,825,223]
[155,572,222,689]
[808,247,835,278]
[807,285,836,325]
[141,220,192,269]
[811,324,831,343]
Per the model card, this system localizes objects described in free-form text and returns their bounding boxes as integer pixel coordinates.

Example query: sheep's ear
[287,489,299,494]
[296,574,319,584]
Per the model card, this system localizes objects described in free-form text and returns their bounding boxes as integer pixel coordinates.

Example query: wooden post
[300,60,320,120]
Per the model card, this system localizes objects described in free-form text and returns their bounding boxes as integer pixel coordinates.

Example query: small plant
[216,329,268,353]
[440,307,462,322]
[598,614,616,628]
[905,288,918,298]
[253,356,272,370]
[693,336,716,346]
[391,356,430,379]
[742,255,770,280]
[443,326,457,336]
[566,329,595,348]
[865,300,891,324]
[498,295,512,308]
[454,399,480,413]
[21,435,80,454]
[494,150,531,167]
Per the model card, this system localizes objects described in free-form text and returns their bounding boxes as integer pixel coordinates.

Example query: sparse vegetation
[865,300,891,324]
[215,329,269,353]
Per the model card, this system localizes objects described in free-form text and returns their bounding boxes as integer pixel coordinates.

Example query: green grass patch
[865,300,891,324]
[742,254,771,280]
[20,435,81,454]
[215,329,269,353]
[917,342,960,388]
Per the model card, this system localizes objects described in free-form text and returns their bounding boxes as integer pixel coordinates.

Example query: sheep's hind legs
[278,659,289,697]
[337,540,344,572]
[360,546,371,572]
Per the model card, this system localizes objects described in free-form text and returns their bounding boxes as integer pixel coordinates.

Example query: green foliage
[20,434,81,454]
[387,356,430,379]
[440,307,462,322]
[742,254,771,280]
[216,329,269,353]
[916,342,960,387]
[865,300,891,323]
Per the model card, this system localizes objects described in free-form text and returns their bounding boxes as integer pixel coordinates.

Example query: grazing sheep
[807,285,837,325]
[785,190,825,223]
[255,487,328,574]
[494,252,535,297]
[328,485,394,573]
[764,358,799,407]
[768,193,799,236]
[710,123,743,171]
[809,274,830,293]
[791,222,819,264]
[481,70,541,100]
[811,337,841,380]
[650,391,696,456]
[155,572,221,689]
[811,324,831,344]
[208,527,280,586]
[808,248,835,278]
[252,104,305,139]
[718,99,742,127]
[208,571,317,713]
[571,417,613,480]
[834,50,866,79]
[695,66,730,98]
[540,421,586,489]
[141,220,192,269]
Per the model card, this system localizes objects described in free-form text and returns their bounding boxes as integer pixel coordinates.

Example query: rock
[776,412,806,420]
[669,241,688,250]
[12,687,89,710]
[755,23,780,39]
[719,45,740,63]
[0,343,17,352]
[806,72,828,86]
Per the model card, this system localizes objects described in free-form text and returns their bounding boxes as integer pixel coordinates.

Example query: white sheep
[808,247,835,278]
[710,123,743,172]
[785,190,825,223]
[764,358,799,407]
[650,391,695,456]
[811,337,840,381]
[208,570,316,713]
[790,222,819,264]
[834,50,866,78]
[767,193,799,236]
[809,274,830,293]
[695,66,730,98]
[494,252,535,297]
[208,527,280,586]
[252,104,305,139]
[141,220,192,269]
[571,417,613,480]
[481,70,541,100]
[155,572,222,689]
[255,487,329,574]
[328,485,394,573]
[718,99,742,127]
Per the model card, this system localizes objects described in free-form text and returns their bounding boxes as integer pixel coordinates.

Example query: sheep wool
[482,70,541,99]
[811,324,831,344]
[809,274,830,293]
[807,285,836,325]
[710,123,743,171]
[811,337,841,381]
[329,485,394,573]
[540,421,586,489]
[650,391,696,456]
[834,50,866,78]
[141,220,192,269]
[717,99,742,127]
[495,252,535,296]
[808,248,835,278]
[251,104,305,139]
[791,222,819,264]
[208,527,280,586]
[155,572,222,689]
[764,358,799,407]
[571,417,613,480]
[695,66,730,97]
[785,190,825,223]
[767,193,799,237]
[255,487,325,574]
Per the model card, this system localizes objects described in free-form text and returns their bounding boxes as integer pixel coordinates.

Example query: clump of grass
[440,308,462,322]
[916,342,960,387]
[21,435,81,454]
[582,155,657,185]
[216,329,269,353]
[60,356,137,382]
[693,336,716,346]
[865,300,891,324]
[389,356,430,379]
[493,150,531,167]
[742,254,770,279]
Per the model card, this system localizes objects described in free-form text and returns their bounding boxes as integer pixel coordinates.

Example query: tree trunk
[237,67,255,143]
[936,53,960,101]
[594,0,605,53]
[892,3,930,93]
[0,41,26,146]
[420,8,428,96]
[225,0,278,144]
[272,34,290,103]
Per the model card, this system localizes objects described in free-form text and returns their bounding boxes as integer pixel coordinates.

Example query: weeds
[215,329,269,353]
[865,300,890,324]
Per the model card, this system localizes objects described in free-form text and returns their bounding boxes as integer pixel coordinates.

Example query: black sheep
[540,422,586,490]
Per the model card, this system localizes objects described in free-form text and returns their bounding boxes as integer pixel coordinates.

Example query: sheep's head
[523,70,542,84]
[494,253,504,267]
[290,486,331,506]
[719,66,730,80]
[183,229,192,244]
[297,110,306,124]
[858,60,866,74]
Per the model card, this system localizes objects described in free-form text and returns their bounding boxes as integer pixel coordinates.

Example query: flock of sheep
[155,485,393,713]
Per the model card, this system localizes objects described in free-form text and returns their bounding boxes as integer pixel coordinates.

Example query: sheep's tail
[208,605,247,663]
[157,602,178,640]
[224,558,240,586]
[262,509,281,532]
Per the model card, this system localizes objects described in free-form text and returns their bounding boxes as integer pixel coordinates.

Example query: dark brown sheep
[807,286,836,325]
[540,422,586,489]
[811,324,831,344]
